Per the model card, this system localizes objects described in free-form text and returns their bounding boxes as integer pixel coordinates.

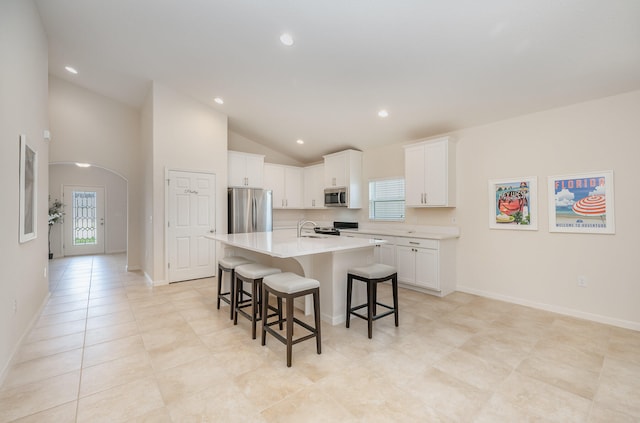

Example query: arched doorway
[49,163,128,260]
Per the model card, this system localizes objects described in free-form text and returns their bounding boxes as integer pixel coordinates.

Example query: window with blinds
[369,178,405,221]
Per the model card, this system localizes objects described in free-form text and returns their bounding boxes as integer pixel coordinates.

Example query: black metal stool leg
[346,274,353,328]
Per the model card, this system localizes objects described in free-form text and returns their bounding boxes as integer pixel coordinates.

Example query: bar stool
[261,272,321,367]
[346,263,398,339]
[234,263,281,339]
[217,256,253,320]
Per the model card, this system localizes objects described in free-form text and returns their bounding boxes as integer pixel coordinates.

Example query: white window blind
[369,178,405,221]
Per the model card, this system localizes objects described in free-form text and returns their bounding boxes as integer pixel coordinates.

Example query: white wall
[48,76,142,269]
[49,164,128,256]
[455,90,640,329]
[140,88,154,277]
[0,0,50,380]
[147,83,228,283]
[229,131,305,166]
[358,90,640,329]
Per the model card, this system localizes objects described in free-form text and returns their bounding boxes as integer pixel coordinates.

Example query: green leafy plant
[48,198,64,258]
[48,198,64,226]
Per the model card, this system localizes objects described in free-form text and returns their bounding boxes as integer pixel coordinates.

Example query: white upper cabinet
[263,163,303,209]
[228,151,265,188]
[303,164,325,209]
[323,152,348,188]
[404,137,456,207]
[323,149,363,208]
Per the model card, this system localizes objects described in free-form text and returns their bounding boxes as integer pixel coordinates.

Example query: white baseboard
[0,292,51,385]
[457,285,640,332]
[126,264,141,271]
[142,271,168,286]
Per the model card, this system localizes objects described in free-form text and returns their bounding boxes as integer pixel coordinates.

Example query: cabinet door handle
[409,241,419,245]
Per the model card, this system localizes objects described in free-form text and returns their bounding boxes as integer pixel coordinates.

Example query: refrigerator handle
[252,197,257,230]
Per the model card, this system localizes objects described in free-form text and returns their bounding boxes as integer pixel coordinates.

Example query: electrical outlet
[44,267,47,278]
[13,299,18,314]
[577,276,588,287]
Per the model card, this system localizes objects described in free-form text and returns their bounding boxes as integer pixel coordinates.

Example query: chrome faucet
[297,220,317,238]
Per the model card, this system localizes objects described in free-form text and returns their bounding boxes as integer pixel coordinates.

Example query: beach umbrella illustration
[572,195,606,222]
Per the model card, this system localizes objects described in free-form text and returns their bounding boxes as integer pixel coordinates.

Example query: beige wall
[48,76,142,269]
[454,90,640,329]
[140,88,154,277]
[357,90,640,329]
[146,83,228,283]
[229,131,305,166]
[0,0,49,379]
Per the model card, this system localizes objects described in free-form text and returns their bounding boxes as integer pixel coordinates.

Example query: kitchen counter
[340,226,460,240]
[208,230,382,325]
[207,230,383,258]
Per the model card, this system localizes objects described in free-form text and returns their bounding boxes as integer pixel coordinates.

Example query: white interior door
[167,170,216,283]
[63,186,105,256]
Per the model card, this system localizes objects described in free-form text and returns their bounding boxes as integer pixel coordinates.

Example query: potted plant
[48,198,64,259]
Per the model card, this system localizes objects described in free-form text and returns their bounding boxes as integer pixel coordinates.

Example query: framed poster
[19,134,38,243]
[548,170,615,234]
[488,177,537,230]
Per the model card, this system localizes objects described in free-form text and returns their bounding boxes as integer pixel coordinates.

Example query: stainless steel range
[313,221,358,236]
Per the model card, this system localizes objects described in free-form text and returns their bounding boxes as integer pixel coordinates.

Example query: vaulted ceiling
[36,0,640,163]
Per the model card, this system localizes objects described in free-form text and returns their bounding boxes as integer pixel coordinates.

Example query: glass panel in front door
[72,191,98,246]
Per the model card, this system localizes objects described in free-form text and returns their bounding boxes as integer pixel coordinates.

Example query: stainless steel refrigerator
[228,188,273,233]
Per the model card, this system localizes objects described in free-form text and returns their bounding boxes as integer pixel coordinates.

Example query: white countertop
[340,228,459,240]
[207,230,383,258]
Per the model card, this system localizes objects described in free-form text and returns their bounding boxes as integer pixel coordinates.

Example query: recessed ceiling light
[65,66,78,74]
[296,139,304,145]
[75,162,91,168]
[378,110,389,118]
[280,33,294,46]
[214,97,224,105]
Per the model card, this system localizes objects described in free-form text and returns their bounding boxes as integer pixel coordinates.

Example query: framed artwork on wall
[488,176,538,230]
[548,170,615,234]
[19,134,38,243]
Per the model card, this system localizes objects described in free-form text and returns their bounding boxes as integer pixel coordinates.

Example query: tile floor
[1,253,639,422]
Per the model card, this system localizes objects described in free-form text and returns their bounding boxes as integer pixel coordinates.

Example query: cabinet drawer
[395,237,438,250]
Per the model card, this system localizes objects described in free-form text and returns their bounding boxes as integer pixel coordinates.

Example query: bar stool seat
[234,263,281,339]
[346,263,398,339]
[262,272,321,367]
[217,256,253,320]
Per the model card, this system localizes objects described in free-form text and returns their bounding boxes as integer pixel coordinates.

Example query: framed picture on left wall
[19,134,38,243]
[488,176,538,230]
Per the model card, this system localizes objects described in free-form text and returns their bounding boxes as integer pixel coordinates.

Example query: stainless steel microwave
[324,187,348,207]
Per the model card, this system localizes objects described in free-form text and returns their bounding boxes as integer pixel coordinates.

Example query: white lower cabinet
[396,243,438,291]
[342,231,456,297]
[395,236,456,296]
[372,236,396,267]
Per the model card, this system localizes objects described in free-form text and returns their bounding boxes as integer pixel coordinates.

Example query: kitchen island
[208,230,383,325]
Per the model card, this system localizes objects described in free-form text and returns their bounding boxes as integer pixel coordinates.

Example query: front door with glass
[63,185,105,256]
